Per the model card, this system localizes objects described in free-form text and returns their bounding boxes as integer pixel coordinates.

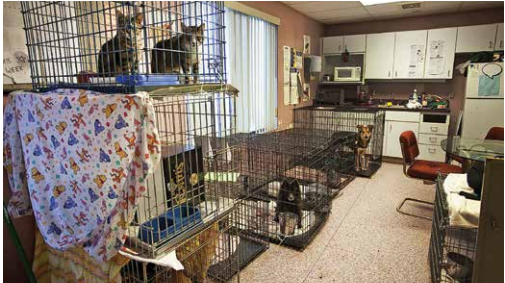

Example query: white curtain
[225,8,277,133]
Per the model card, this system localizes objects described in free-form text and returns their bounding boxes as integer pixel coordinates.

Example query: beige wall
[239,1,325,130]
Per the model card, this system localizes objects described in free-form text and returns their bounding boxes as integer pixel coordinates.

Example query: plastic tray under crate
[139,205,202,244]
[208,233,269,281]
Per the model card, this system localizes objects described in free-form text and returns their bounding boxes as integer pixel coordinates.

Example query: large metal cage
[124,86,242,259]
[21,1,226,93]
[429,177,478,283]
[294,106,385,178]
[122,210,241,283]
[231,129,355,249]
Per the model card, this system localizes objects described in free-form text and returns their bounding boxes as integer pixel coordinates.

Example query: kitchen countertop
[306,104,451,114]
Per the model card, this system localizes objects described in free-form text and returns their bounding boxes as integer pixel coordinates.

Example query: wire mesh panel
[124,87,239,258]
[122,210,241,283]
[294,106,385,178]
[429,177,478,283]
[231,129,350,249]
[21,1,226,93]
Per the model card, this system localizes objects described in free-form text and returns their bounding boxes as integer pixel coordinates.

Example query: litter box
[138,205,202,244]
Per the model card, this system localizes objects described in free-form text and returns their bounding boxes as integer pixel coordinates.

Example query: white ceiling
[282,1,504,24]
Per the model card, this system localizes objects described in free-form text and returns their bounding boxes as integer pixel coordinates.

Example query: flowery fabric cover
[4,89,161,262]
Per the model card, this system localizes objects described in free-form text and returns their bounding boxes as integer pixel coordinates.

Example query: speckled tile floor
[239,162,434,283]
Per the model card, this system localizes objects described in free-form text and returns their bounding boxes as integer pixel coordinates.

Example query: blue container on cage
[116,75,180,86]
[138,205,202,244]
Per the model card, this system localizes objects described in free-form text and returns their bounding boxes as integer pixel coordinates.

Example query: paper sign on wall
[303,35,310,54]
[293,49,303,70]
[283,46,291,105]
[290,70,299,105]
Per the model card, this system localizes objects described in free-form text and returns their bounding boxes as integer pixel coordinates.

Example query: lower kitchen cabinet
[383,111,450,162]
[384,120,420,158]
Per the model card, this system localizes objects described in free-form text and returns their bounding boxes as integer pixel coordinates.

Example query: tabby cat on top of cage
[97,10,143,76]
[151,23,205,84]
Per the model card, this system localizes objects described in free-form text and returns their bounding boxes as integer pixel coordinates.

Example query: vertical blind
[225,8,278,133]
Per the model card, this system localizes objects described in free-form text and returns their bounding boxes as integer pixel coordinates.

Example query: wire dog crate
[124,86,241,259]
[21,1,226,93]
[294,106,385,178]
[429,177,478,283]
[231,129,352,250]
[122,210,242,283]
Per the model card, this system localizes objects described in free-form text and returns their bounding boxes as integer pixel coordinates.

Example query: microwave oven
[334,67,361,82]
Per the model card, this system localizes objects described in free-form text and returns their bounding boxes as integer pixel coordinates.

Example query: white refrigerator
[461,62,504,139]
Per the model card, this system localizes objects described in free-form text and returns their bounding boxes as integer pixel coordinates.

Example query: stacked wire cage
[232,128,355,250]
[293,106,385,178]
[21,1,226,93]
[19,2,269,282]
[429,176,478,283]
[122,210,242,283]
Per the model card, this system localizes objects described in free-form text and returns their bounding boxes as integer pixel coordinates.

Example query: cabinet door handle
[428,148,436,154]
[447,70,451,77]
[429,137,437,143]
[389,124,392,132]
[388,71,391,78]
[430,126,438,132]
[489,41,493,48]
[395,71,398,77]
[338,45,341,51]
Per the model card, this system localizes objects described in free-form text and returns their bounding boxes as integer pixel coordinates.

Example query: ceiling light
[360,0,402,6]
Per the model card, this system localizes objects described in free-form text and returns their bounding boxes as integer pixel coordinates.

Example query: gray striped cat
[151,23,205,84]
[97,10,143,76]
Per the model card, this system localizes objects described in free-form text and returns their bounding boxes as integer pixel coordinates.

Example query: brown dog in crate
[355,125,374,172]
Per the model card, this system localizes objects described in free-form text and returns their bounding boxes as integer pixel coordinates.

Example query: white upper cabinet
[424,28,457,79]
[323,35,366,54]
[322,36,344,54]
[365,32,395,79]
[393,30,428,79]
[344,34,366,53]
[456,24,497,53]
[495,23,504,51]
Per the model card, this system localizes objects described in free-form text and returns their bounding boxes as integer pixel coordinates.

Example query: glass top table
[441,136,504,162]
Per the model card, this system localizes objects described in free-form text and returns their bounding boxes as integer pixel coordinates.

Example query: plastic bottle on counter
[412,89,418,102]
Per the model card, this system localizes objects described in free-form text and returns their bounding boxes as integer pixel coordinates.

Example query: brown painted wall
[325,8,504,36]
[239,1,325,129]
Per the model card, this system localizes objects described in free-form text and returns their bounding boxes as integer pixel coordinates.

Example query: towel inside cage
[138,205,202,244]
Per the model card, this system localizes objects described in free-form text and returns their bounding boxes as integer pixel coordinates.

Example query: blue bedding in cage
[138,205,202,244]
[116,75,180,86]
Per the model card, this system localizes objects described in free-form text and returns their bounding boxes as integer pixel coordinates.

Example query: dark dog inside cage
[97,10,144,76]
[151,23,205,84]
[274,180,303,229]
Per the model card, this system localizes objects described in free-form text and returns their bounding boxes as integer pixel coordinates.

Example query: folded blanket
[443,174,480,228]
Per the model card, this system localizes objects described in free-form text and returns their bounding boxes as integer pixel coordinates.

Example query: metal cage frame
[429,176,478,283]
[231,129,355,250]
[293,106,386,178]
[21,1,227,93]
